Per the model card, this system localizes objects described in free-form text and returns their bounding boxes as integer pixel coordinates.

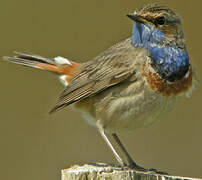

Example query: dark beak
[126,14,145,23]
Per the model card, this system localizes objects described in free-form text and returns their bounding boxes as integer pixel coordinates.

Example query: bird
[4,3,197,172]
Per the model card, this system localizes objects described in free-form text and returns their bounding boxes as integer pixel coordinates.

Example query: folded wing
[50,38,137,113]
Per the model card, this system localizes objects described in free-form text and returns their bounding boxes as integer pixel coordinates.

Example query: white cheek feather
[54,56,71,65]
[59,75,69,86]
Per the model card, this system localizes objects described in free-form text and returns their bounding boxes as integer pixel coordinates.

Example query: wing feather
[50,38,137,113]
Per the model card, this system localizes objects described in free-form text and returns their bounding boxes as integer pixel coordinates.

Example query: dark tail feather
[3,51,56,69]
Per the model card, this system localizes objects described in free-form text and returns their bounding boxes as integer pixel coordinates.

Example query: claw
[128,162,168,175]
[148,168,169,175]
[128,162,146,171]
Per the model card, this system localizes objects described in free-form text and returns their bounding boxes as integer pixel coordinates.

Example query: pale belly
[100,90,176,133]
[74,80,178,134]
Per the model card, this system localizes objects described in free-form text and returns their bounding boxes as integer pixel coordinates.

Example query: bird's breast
[142,60,194,97]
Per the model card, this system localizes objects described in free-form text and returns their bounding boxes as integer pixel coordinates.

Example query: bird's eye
[155,16,166,25]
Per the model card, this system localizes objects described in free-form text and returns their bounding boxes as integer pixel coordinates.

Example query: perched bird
[4,3,197,172]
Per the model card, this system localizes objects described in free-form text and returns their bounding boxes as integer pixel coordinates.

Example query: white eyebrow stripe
[54,56,72,65]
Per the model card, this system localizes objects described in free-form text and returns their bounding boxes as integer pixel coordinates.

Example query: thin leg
[112,133,168,174]
[96,124,126,167]
[112,133,145,170]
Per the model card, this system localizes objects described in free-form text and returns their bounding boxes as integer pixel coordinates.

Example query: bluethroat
[4,3,197,171]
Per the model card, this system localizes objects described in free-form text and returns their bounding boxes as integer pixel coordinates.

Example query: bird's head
[127,4,184,48]
[127,4,190,83]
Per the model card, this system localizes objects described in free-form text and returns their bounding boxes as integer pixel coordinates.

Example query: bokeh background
[0,0,201,179]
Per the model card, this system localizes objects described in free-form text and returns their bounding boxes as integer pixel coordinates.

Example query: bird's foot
[128,162,168,175]
[147,168,168,175]
[128,162,147,171]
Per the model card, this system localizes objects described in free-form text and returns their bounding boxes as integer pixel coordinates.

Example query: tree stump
[61,163,201,180]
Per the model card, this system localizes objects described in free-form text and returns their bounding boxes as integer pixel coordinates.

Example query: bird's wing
[50,38,137,113]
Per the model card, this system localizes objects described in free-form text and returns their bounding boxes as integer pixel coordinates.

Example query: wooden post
[61,163,201,180]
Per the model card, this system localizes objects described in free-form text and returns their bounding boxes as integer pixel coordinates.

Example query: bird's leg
[96,122,126,167]
[111,133,145,170]
[96,124,168,174]
[111,134,168,174]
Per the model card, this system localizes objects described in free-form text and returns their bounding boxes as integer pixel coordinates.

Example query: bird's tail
[3,51,79,74]
[3,52,79,85]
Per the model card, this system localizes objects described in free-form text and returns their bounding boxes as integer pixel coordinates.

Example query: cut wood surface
[62,163,201,180]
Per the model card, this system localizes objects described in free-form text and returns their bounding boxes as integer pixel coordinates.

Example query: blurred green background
[0,0,201,179]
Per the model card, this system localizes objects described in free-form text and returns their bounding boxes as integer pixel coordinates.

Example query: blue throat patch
[131,23,189,82]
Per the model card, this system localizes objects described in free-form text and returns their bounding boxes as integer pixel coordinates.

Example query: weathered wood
[62,163,201,180]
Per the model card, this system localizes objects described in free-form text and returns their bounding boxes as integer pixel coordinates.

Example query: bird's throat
[131,23,190,82]
[132,23,165,47]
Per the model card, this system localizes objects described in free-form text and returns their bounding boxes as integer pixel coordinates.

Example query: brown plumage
[50,38,136,113]
[4,3,197,171]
